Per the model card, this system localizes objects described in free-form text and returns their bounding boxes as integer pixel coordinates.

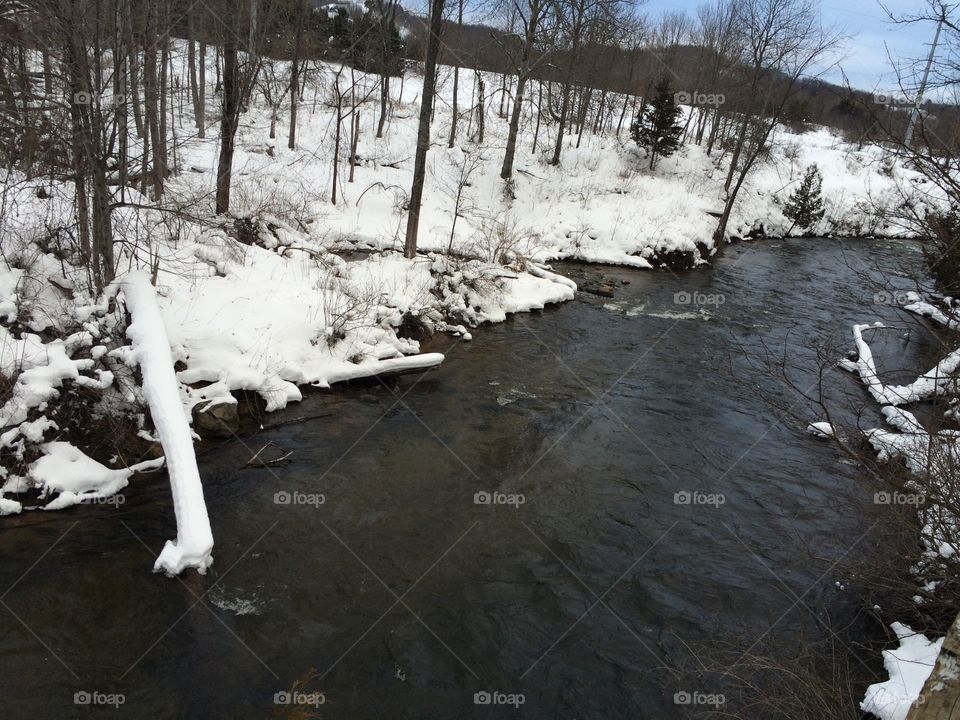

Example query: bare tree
[712,0,840,244]
[499,0,552,178]
[404,0,447,258]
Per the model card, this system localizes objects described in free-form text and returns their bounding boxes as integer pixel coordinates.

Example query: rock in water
[193,400,240,437]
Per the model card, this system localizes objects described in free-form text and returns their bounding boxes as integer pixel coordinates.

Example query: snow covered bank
[1,188,574,541]
[116,42,935,274]
[836,311,960,719]
[196,55,933,269]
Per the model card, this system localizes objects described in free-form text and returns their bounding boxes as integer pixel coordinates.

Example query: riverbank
[2,44,938,518]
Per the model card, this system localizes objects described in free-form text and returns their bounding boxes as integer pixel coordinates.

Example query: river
[0,238,936,718]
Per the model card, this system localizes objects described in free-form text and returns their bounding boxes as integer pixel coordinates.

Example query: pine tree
[630,78,683,171]
[783,163,826,235]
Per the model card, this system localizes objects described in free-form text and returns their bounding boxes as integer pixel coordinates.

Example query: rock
[192,400,239,438]
[582,282,615,298]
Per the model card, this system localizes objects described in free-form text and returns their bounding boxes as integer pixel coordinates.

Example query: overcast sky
[640,0,940,95]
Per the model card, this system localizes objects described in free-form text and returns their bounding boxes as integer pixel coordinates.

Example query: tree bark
[907,612,960,720]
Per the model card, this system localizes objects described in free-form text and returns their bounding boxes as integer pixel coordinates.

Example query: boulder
[192,400,239,438]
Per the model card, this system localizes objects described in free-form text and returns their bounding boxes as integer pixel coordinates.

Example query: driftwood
[243,442,293,468]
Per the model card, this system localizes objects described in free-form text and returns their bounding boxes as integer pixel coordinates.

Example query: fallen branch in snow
[121,271,214,576]
[320,353,444,386]
[516,168,545,180]
[841,324,960,561]
[903,292,960,331]
[840,323,960,406]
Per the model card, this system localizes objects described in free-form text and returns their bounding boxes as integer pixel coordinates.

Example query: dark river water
[0,239,937,719]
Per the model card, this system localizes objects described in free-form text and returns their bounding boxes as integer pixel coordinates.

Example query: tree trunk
[288,0,302,149]
[476,74,484,143]
[500,74,527,179]
[532,81,542,153]
[215,34,239,214]
[447,0,462,148]
[377,75,389,138]
[348,110,359,183]
[142,11,163,199]
[448,65,459,148]
[158,5,169,176]
[187,15,201,126]
[332,88,342,204]
[403,0,445,259]
[550,82,571,166]
[289,57,299,149]
[576,87,592,148]
[197,40,206,138]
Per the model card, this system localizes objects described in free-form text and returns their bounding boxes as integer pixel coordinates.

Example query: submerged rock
[582,282,616,298]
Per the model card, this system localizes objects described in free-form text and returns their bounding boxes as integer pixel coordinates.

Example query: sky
[641,0,940,95]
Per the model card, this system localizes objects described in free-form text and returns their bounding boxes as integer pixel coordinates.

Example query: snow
[0,330,112,449]
[841,323,960,406]
[121,271,214,576]
[806,421,835,438]
[862,622,943,720]
[29,441,163,511]
[903,292,960,331]
[842,321,960,560]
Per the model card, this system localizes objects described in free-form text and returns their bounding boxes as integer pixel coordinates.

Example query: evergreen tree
[783,163,826,234]
[630,78,683,171]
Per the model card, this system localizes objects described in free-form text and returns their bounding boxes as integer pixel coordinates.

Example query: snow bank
[862,622,943,720]
[121,271,214,576]
[30,441,163,511]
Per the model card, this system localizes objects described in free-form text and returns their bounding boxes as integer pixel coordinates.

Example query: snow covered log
[841,324,960,406]
[121,271,214,576]
[323,352,444,386]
